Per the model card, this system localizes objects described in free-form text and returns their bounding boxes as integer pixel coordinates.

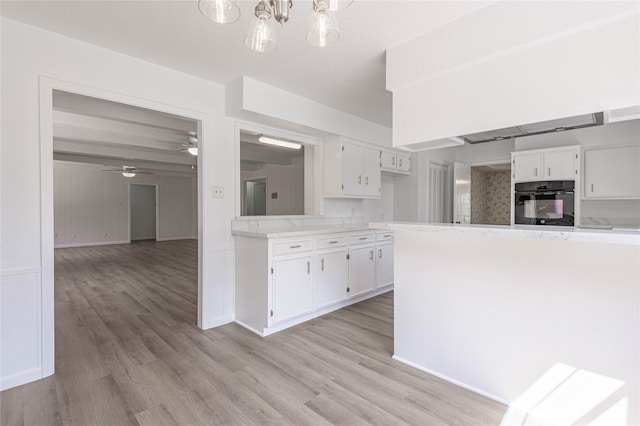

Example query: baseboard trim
[54,240,129,249]
[237,286,394,337]
[156,236,197,242]
[203,313,235,330]
[391,355,509,406]
[1,367,42,391]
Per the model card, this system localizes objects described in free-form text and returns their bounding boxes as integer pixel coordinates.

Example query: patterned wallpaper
[470,168,511,225]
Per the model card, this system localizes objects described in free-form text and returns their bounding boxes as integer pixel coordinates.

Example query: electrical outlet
[212,185,224,199]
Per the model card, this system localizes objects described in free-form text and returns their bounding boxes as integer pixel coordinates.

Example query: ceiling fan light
[198,0,241,24]
[258,135,302,150]
[122,172,136,178]
[187,146,199,156]
[327,0,353,11]
[245,2,278,53]
[307,1,339,47]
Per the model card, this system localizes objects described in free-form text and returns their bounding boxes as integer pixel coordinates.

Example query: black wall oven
[514,181,575,226]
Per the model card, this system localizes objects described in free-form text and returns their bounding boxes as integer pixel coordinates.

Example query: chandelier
[198,0,353,53]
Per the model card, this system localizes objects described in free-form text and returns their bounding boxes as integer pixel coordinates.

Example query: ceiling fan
[101,165,153,178]
[177,131,198,156]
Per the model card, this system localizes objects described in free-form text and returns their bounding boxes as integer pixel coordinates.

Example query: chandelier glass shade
[198,0,351,53]
[306,0,339,47]
[198,0,240,24]
[245,1,278,53]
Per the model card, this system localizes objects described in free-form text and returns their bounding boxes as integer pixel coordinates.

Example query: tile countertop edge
[370,222,640,246]
[231,224,385,239]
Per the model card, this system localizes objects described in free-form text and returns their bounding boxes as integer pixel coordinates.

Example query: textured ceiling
[1,0,494,127]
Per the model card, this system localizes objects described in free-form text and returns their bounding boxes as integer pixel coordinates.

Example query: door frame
[128,183,159,242]
[39,77,207,378]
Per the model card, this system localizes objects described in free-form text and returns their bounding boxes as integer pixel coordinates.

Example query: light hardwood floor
[1,239,507,425]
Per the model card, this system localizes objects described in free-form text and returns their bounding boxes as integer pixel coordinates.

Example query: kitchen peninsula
[372,222,639,425]
[233,221,394,336]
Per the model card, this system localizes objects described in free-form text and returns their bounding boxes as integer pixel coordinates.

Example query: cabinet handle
[290,245,301,249]
[399,158,403,167]
[591,183,594,193]
[307,261,310,274]
[378,249,382,258]
[548,167,551,176]
[328,240,338,244]
[391,156,395,165]
[534,167,538,177]
[359,237,368,240]
[358,175,362,184]
[369,250,374,260]
[321,258,324,271]
[365,176,369,185]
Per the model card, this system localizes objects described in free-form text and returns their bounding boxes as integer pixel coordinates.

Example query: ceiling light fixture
[198,0,351,53]
[258,135,302,150]
[187,146,199,156]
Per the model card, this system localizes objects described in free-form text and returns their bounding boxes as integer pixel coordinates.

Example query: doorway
[130,184,158,241]
[453,162,511,225]
[40,78,208,379]
[244,178,267,216]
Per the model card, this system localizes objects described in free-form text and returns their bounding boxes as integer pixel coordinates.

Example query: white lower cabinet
[234,229,394,336]
[316,248,348,309]
[348,244,376,297]
[272,255,313,325]
[376,242,394,288]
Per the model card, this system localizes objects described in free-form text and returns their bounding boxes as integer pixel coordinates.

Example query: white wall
[0,17,236,390]
[241,158,304,216]
[393,226,640,425]
[387,2,640,146]
[53,162,197,247]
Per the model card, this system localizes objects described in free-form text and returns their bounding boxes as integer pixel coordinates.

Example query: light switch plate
[212,185,224,199]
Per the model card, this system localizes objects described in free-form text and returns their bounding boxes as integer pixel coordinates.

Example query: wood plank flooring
[1,239,507,425]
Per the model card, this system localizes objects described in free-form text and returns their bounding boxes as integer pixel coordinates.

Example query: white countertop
[232,224,381,239]
[370,222,640,245]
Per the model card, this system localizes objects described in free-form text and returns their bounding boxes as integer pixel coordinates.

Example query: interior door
[453,162,471,224]
[130,184,156,241]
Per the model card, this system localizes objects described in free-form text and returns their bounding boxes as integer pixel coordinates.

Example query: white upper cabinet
[512,146,579,182]
[543,149,577,180]
[584,145,640,199]
[513,152,543,181]
[324,138,382,198]
[380,148,411,175]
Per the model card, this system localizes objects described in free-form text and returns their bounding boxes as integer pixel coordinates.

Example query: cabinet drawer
[273,240,313,256]
[317,236,347,249]
[376,232,394,242]
[349,233,375,245]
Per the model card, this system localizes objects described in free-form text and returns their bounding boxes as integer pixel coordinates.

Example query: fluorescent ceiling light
[258,136,302,150]
[187,146,198,156]
[122,172,136,178]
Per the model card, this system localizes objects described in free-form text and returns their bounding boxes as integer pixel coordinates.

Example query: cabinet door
[341,143,363,195]
[543,149,575,180]
[272,256,313,324]
[317,249,348,309]
[396,153,411,174]
[362,147,381,197]
[584,146,640,199]
[514,153,542,181]
[348,245,375,297]
[380,150,396,171]
[375,243,394,288]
